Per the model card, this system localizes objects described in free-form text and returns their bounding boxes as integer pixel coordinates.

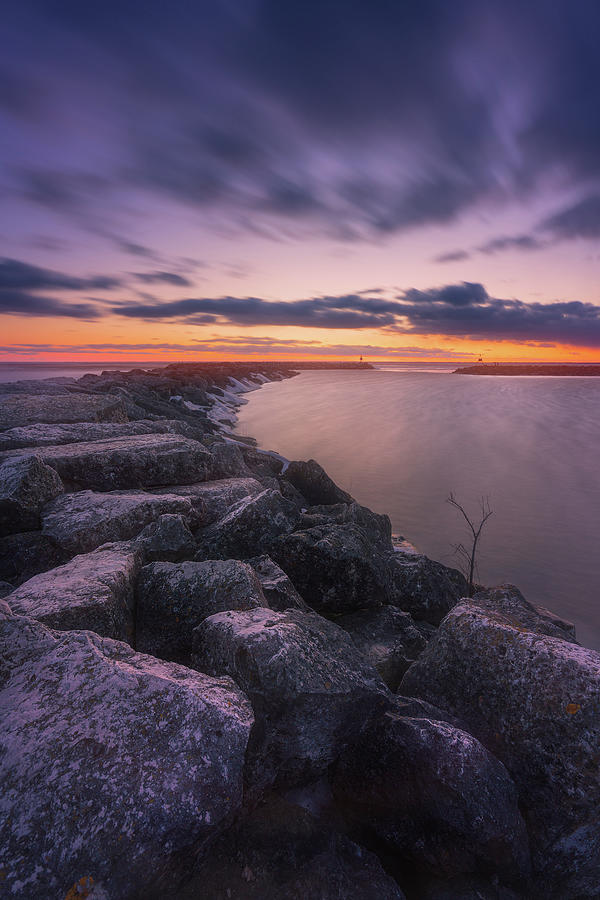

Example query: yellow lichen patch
[64,875,94,899]
[565,703,581,715]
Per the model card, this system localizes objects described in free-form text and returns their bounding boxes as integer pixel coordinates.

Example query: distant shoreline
[454,364,600,376]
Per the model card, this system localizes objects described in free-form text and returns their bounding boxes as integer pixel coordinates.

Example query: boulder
[208,440,250,478]
[195,489,301,560]
[0,393,127,429]
[331,706,530,885]
[301,501,392,547]
[157,476,264,523]
[246,554,310,612]
[471,583,578,642]
[136,560,269,663]
[389,550,469,625]
[134,513,196,562]
[0,580,13,598]
[0,454,64,536]
[0,530,68,583]
[6,545,142,640]
[0,418,202,452]
[0,607,253,900]
[0,434,214,491]
[176,795,406,900]
[42,490,199,555]
[193,607,388,796]
[335,606,428,691]
[283,458,352,506]
[400,602,600,892]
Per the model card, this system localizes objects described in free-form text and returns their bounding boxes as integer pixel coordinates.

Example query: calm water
[237,369,600,649]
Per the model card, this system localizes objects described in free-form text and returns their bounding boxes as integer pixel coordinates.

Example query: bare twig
[447,493,493,596]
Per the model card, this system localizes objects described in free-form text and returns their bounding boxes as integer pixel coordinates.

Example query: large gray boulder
[0,434,214,491]
[332,706,530,886]
[471,583,577,643]
[246,554,310,612]
[336,605,428,691]
[0,607,253,900]
[177,795,406,900]
[42,489,199,555]
[401,602,600,894]
[0,393,127,429]
[157,476,265,523]
[6,545,142,640]
[134,513,197,562]
[0,418,202,451]
[136,560,269,663]
[300,501,392,547]
[0,454,64,536]
[195,488,301,560]
[283,459,352,506]
[389,549,469,625]
[193,607,388,796]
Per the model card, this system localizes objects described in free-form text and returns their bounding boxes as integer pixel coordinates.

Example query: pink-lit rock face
[0,454,64,536]
[0,606,254,899]
[401,602,600,893]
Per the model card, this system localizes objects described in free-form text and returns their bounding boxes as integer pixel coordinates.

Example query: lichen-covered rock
[195,489,301,560]
[0,454,64,536]
[332,706,530,885]
[42,489,199,555]
[0,393,128,429]
[136,560,269,663]
[0,418,202,451]
[157,476,265,523]
[283,458,352,506]
[336,606,428,691]
[193,607,388,796]
[0,607,253,900]
[389,550,468,625]
[246,554,310,611]
[0,434,214,491]
[134,513,196,562]
[300,501,392,547]
[176,795,406,900]
[471,583,578,642]
[401,603,600,893]
[6,545,142,639]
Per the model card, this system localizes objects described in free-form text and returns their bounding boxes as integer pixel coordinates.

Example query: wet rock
[0,434,214,491]
[176,795,406,900]
[471,583,578,642]
[6,545,142,640]
[283,458,352,506]
[0,606,253,900]
[246,554,310,612]
[0,454,64,536]
[0,393,127,429]
[134,514,196,562]
[42,489,199,555]
[331,705,530,885]
[389,550,469,625]
[136,560,268,664]
[0,418,202,451]
[335,606,428,691]
[401,602,600,892]
[193,607,388,796]
[195,489,301,560]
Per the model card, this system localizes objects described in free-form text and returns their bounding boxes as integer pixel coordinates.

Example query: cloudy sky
[2,0,600,361]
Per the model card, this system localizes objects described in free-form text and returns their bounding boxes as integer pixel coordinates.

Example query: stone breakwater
[0,362,598,900]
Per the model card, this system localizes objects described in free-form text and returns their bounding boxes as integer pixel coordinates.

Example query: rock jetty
[0,361,597,899]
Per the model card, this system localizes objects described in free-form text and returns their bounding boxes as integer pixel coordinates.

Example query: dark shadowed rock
[472,583,578,642]
[208,440,251,478]
[0,393,128,429]
[401,602,600,894]
[0,434,214,491]
[283,459,352,505]
[331,706,530,885]
[193,607,388,796]
[246,554,310,611]
[157,476,264,523]
[136,560,269,663]
[301,501,392,547]
[0,454,64,536]
[0,580,13,598]
[0,606,253,900]
[134,514,197,562]
[6,545,142,640]
[241,446,285,477]
[195,489,300,560]
[389,550,468,625]
[336,606,428,691]
[42,489,199,555]
[416,875,522,899]
[0,418,202,451]
[0,530,68,583]
[175,795,406,900]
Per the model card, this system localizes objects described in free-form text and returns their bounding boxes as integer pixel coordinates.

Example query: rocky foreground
[0,362,598,900]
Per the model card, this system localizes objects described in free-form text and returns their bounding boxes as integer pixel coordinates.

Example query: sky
[1,0,600,362]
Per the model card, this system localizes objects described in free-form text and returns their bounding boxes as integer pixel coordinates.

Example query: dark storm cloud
[539,195,600,240]
[4,0,599,242]
[0,291,102,319]
[0,258,120,291]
